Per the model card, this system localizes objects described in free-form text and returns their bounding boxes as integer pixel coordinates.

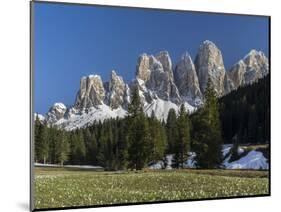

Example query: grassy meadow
[34,167,269,209]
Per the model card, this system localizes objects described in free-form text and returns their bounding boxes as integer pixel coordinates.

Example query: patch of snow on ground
[184,152,197,168]
[224,150,268,170]
[222,144,232,157]
[34,163,103,169]
[165,154,173,170]
[148,152,197,169]
[148,161,165,169]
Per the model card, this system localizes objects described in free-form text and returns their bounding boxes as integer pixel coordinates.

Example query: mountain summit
[39,41,269,130]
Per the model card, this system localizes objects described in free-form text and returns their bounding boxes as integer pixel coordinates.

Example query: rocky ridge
[37,41,269,130]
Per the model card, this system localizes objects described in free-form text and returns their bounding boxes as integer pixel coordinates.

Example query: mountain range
[36,40,269,131]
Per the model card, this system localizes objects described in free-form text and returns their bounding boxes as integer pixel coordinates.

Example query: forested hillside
[219,74,270,144]
[35,80,223,170]
[34,76,270,170]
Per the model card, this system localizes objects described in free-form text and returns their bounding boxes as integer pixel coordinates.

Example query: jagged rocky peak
[106,70,127,109]
[227,60,247,89]
[228,49,269,90]
[174,52,202,106]
[136,52,181,104]
[223,73,235,95]
[136,53,151,82]
[155,51,174,79]
[195,40,226,96]
[46,102,67,123]
[74,74,105,110]
[243,49,269,81]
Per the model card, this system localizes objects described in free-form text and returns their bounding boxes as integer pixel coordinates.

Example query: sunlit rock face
[104,70,127,109]
[195,40,226,96]
[174,52,202,106]
[74,75,105,110]
[227,50,269,90]
[46,102,67,123]
[136,51,181,104]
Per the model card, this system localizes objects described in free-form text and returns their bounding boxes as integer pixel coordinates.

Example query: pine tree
[194,79,223,168]
[248,105,257,143]
[127,87,150,170]
[36,122,49,164]
[96,126,107,167]
[116,119,128,170]
[34,115,41,163]
[148,114,167,164]
[166,108,178,154]
[47,126,57,164]
[174,104,190,168]
[70,130,86,164]
[128,87,143,118]
[55,130,70,166]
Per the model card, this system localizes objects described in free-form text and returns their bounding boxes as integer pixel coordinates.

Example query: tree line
[35,75,269,170]
[219,74,270,145]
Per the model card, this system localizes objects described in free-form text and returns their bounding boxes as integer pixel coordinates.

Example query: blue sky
[34,2,269,114]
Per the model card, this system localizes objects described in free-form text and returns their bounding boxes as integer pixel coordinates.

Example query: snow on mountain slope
[55,104,127,131]
[144,98,195,121]
[34,113,45,122]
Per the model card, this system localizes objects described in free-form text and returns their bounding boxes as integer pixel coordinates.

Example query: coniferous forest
[219,74,270,144]
[34,76,270,170]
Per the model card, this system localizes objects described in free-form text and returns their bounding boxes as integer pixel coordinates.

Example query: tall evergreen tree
[165,108,178,154]
[174,104,191,168]
[83,128,98,165]
[55,131,70,166]
[194,79,223,168]
[148,113,167,163]
[127,87,150,170]
[248,105,258,143]
[35,122,49,164]
[116,119,129,170]
[69,130,86,164]
[34,115,41,163]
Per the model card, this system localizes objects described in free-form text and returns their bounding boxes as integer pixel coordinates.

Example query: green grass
[34,168,269,209]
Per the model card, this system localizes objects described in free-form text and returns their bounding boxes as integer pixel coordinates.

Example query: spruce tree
[148,113,166,164]
[116,119,128,170]
[70,130,86,164]
[174,104,190,168]
[34,115,41,163]
[55,130,70,166]
[127,87,150,170]
[166,108,178,154]
[36,123,49,164]
[194,79,223,168]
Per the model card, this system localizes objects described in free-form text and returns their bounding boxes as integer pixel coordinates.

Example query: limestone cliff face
[46,102,67,123]
[74,75,105,110]
[105,70,127,109]
[195,40,226,96]
[136,51,181,104]
[227,50,269,90]
[174,52,202,106]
